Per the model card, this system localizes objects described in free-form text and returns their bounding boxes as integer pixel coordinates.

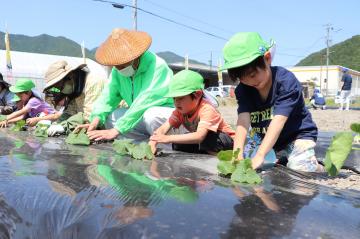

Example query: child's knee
[287,155,319,172]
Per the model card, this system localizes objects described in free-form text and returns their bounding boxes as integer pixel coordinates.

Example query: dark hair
[189,92,197,99]
[227,56,266,82]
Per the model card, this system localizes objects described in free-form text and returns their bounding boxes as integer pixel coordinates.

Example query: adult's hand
[74,117,100,133]
[87,128,119,141]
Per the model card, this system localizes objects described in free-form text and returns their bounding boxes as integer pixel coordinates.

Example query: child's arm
[26,112,62,126]
[149,121,172,154]
[6,107,29,121]
[153,120,172,135]
[234,112,250,160]
[7,115,25,124]
[150,128,208,144]
[252,114,288,169]
[0,107,29,127]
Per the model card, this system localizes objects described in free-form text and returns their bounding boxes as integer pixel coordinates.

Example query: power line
[93,0,228,41]
[141,0,234,35]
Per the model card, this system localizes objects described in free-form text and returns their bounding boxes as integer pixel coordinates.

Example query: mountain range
[0,31,206,66]
[0,31,359,71]
[296,35,360,71]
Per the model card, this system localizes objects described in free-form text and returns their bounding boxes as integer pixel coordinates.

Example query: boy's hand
[150,134,171,144]
[148,140,157,154]
[251,154,265,170]
[87,128,119,141]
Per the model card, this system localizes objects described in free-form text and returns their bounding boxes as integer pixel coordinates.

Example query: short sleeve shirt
[341,73,352,91]
[169,99,235,137]
[235,66,317,151]
[25,97,56,117]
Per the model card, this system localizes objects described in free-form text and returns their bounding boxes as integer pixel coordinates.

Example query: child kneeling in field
[0,78,59,127]
[149,70,235,154]
[221,32,323,172]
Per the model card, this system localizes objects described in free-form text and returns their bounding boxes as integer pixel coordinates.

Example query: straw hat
[44,60,86,91]
[95,28,152,66]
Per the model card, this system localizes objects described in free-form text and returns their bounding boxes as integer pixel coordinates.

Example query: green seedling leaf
[217,161,236,175]
[113,139,154,160]
[137,142,155,160]
[34,123,49,137]
[65,128,90,145]
[324,132,353,176]
[217,148,240,162]
[217,150,233,161]
[10,120,26,131]
[350,123,360,133]
[232,148,240,160]
[231,159,262,184]
[113,139,134,155]
[0,115,6,121]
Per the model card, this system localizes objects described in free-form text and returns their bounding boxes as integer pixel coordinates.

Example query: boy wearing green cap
[222,32,322,172]
[149,70,235,154]
[0,78,58,127]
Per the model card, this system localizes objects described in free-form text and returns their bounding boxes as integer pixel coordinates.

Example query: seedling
[10,120,26,131]
[350,123,360,134]
[324,132,353,176]
[217,149,262,184]
[113,139,154,160]
[34,123,50,137]
[65,128,90,145]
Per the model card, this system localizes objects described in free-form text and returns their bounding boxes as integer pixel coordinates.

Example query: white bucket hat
[44,60,86,91]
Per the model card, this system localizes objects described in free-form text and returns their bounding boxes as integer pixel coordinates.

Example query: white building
[0,50,108,92]
[286,65,360,97]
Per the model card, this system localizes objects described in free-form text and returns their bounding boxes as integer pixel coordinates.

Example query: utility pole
[133,0,138,30]
[324,23,333,96]
[209,51,213,70]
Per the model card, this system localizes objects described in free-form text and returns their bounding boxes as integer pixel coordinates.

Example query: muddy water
[0,130,360,238]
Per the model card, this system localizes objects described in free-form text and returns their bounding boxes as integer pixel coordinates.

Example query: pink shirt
[25,97,56,117]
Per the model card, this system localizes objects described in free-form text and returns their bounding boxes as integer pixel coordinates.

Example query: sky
[1,0,359,67]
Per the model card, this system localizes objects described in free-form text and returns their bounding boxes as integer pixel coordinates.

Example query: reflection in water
[223,167,318,238]
[0,131,360,238]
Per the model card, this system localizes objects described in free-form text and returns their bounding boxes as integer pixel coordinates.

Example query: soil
[218,105,360,192]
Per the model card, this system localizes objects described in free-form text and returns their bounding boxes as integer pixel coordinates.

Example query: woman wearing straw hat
[77,28,174,141]
[42,60,106,136]
[0,72,16,115]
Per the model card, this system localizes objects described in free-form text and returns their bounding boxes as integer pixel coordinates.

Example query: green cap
[221,32,271,70]
[165,70,204,98]
[11,94,21,102]
[9,78,35,93]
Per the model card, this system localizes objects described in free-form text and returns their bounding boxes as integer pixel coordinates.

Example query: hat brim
[95,31,152,66]
[165,90,195,98]
[220,54,261,71]
[9,86,26,93]
[44,63,86,91]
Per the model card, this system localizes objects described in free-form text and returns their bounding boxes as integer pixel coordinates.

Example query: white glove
[37,120,52,126]
[47,124,65,136]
